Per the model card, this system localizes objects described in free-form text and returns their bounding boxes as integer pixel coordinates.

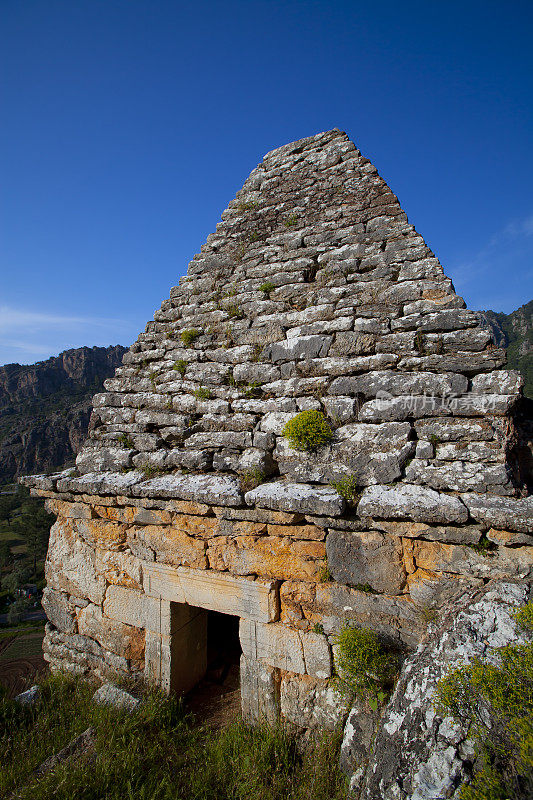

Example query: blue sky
[1,0,532,365]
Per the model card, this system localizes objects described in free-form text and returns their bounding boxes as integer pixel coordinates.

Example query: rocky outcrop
[341,579,531,800]
[480,300,533,398]
[0,345,126,483]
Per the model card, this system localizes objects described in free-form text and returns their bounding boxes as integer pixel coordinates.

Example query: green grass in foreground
[0,674,348,800]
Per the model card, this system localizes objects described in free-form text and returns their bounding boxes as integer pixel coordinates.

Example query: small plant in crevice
[352,583,378,595]
[259,281,275,297]
[334,625,398,710]
[238,200,258,212]
[239,468,266,493]
[139,464,167,479]
[225,303,244,320]
[180,329,201,347]
[282,410,333,452]
[149,371,158,388]
[194,387,212,400]
[173,359,187,377]
[313,623,325,635]
[317,562,333,583]
[284,214,298,228]
[252,343,264,362]
[429,434,441,446]
[330,476,361,506]
[249,231,262,243]
[243,381,263,398]
[117,433,135,449]
[468,534,498,556]
[414,330,425,354]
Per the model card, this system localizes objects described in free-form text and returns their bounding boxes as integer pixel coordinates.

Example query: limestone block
[405,459,513,495]
[104,585,170,634]
[130,524,207,569]
[412,539,533,579]
[93,683,140,711]
[239,620,331,678]
[132,474,242,506]
[267,335,333,363]
[435,441,505,462]
[359,396,450,422]
[240,655,280,724]
[315,583,424,648]
[296,354,397,377]
[321,396,359,424]
[142,562,279,622]
[280,674,350,730]
[41,588,78,634]
[357,484,468,525]
[260,412,296,434]
[57,470,144,496]
[207,535,325,581]
[326,530,406,594]
[371,519,483,545]
[415,415,507,442]
[391,308,478,332]
[46,520,106,605]
[472,369,523,394]
[46,499,94,519]
[95,549,143,590]
[329,370,467,399]
[461,493,533,533]
[266,523,324,540]
[77,603,145,661]
[144,631,171,691]
[76,446,133,475]
[486,528,533,546]
[275,422,414,485]
[75,519,127,551]
[245,481,345,516]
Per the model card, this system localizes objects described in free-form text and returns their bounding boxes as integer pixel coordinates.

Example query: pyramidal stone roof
[26,129,531,528]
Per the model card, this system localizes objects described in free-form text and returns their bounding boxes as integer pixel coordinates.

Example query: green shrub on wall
[282,411,333,452]
[334,626,397,708]
[434,601,533,799]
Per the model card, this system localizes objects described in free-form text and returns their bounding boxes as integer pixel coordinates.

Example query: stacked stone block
[23,129,532,728]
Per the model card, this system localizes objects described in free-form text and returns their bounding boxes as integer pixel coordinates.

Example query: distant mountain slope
[479,300,533,399]
[0,345,127,484]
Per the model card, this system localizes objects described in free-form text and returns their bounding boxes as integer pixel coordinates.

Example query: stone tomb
[23,129,532,729]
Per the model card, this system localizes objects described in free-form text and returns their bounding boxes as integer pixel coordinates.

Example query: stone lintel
[142,562,279,622]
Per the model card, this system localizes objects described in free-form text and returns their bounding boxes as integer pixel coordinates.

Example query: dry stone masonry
[22,130,532,738]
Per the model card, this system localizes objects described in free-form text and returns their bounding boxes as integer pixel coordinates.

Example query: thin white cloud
[450,211,533,310]
[0,305,133,365]
[0,306,127,333]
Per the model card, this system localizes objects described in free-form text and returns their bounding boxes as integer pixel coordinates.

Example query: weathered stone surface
[275,422,413,485]
[133,474,242,506]
[358,484,468,525]
[461,492,533,533]
[77,603,145,661]
[371,519,483,545]
[412,539,533,579]
[46,520,106,605]
[15,685,41,705]
[329,371,467,399]
[239,620,331,678]
[280,674,350,730]
[405,458,513,495]
[41,588,78,634]
[208,535,325,581]
[358,580,531,800]
[142,562,279,622]
[130,524,207,569]
[326,530,406,594]
[240,655,280,724]
[104,585,170,634]
[93,683,141,712]
[245,482,345,516]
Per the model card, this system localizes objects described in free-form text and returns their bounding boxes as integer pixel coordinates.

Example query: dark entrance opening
[185,610,242,724]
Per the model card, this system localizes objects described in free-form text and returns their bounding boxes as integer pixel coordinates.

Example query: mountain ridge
[0,345,127,484]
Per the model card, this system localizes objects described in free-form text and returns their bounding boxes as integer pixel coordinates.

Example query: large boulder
[341,579,531,799]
